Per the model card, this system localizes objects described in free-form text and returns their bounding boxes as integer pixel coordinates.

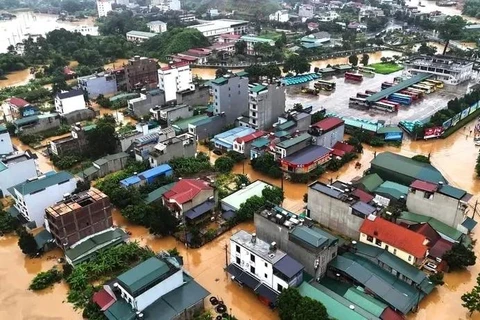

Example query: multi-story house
[44,188,112,248]
[147,20,167,33]
[13,113,61,135]
[404,55,473,85]
[149,133,196,167]
[298,4,315,19]
[359,215,429,265]
[308,116,345,148]
[318,11,339,22]
[2,97,38,121]
[248,83,286,131]
[49,123,96,156]
[125,56,159,91]
[212,127,256,151]
[269,10,290,22]
[240,36,275,55]
[126,31,157,43]
[255,207,338,279]
[77,72,117,99]
[127,89,165,117]
[150,104,193,126]
[274,133,312,159]
[211,71,249,124]
[8,171,77,228]
[55,89,86,115]
[0,151,38,197]
[187,19,248,40]
[96,0,112,17]
[120,164,173,188]
[0,124,13,155]
[158,63,194,102]
[232,130,266,156]
[228,230,304,305]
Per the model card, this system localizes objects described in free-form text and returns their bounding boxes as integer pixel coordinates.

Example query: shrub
[29,268,63,291]
[215,156,235,173]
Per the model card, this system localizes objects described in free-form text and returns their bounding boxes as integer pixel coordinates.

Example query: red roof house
[331,141,355,157]
[410,180,437,193]
[410,223,441,245]
[235,130,265,144]
[93,288,116,311]
[352,188,374,203]
[360,216,429,261]
[163,179,214,218]
[8,97,29,108]
[312,117,344,132]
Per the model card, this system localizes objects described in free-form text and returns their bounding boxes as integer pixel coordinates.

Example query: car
[423,262,437,273]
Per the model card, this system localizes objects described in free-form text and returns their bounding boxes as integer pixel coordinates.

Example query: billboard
[442,118,453,130]
[424,126,444,139]
[461,107,470,120]
[452,113,461,127]
[470,102,479,114]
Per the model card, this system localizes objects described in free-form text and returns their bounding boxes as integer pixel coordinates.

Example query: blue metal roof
[139,164,173,180]
[282,145,330,165]
[366,73,431,103]
[462,217,477,232]
[184,200,215,220]
[273,255,304,278]
[351,201,376,217]
[120,175,142,187]
[227,264,260,290]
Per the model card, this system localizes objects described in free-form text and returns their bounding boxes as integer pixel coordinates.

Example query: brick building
[125,56,159,91]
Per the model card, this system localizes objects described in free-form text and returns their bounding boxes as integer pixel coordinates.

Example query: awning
[255,283,279,303]
[184,200,215,220]
[93,289,117,311]
[462,217,477,232]
[227,264,260,290]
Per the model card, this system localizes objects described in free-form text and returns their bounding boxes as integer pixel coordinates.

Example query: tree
[348,54,359,66]
[360,53,369,66]
[86,117,118,158]
[96,94,112,108]
[417,42,437,55]
[234,40,247,55]
[278,287,328,320]
[147,203,178,236]
[429,272,445,286]
[411,154,430,163]
[215,156,235,173]
[283,55,311,75]
[18,228,38,256]
[215,67,227,79]
[443,243,476,271]
[462,275,480,316]
[0,210,19,235]
[438,16,467,55]
[262,186,284,205]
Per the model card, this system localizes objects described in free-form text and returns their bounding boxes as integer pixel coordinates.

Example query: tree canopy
[283,55,311,75]
[215,156,235,173]
[462,274,480,315]
[244,64,282,82]
[98,11,149,36]
[17,227,38,257]
[438,16,467,54]
[86,115,118,158]
[443,243,476,271]
[277,287,329,320]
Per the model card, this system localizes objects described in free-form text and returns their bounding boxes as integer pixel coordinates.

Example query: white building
[240,35,275,55]
[71,25,99,36]
[0,124,13,155]
[147,20,167,33]
[269,10,290,22]
[8,171,76,228]
[228,230,304,303]
[97,0,113,17]
[126,30,157,42]
[55,89,86,115]
[318,11,339,22]
[298,4,315,19]
[188,19,248,39]
[152,0,181,11]
[115,0,129,5]
[0,152,38,198]
[248,83,286,131]
[158,63,194,102]
[405,55,474,85]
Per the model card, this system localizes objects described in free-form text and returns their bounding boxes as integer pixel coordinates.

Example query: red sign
[424,126,444,138]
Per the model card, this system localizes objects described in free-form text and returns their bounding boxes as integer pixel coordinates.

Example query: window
[264,273,268,278]
[236,257,241,264]
[408,255,412,262]
[277,284,284,292]
[250,254,255,262]
[385,245,389,252]
[393,249,397,254]
[250,266,256,274]
[229,94,231,97]
[424,192,433,199]
[236,245,240,253]
[366,235,373,242]
[375,239,382,246]
[264,262,268,267]
[331,252,336,259]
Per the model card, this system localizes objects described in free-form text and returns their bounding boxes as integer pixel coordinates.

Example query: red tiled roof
[8,97,29,107]
[235,131,265,143]
[410,180,437,193]
[163,179,212,204]
[410,223,441,245]
[380,307,405,320]
[352,188,374,203]
[360,216,428,258]
[63,66,76,75]
[219,33,241,40]
[93,289,116,311]
[160,62,190,71]
[428,238,453,259]
[331,141,355,157]
[312,117,344,132]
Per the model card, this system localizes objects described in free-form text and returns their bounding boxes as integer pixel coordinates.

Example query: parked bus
[381,82,394,90]
[427,79,444,88]
[373,101,398,112]
[380,99,400,109]
[345,72,363,82]
[365,90,377,95]
[357,93,370,98]
[411,84,431,94]
[399,90,420,100]
[420,81,436,92]
[301,87,319,95]
[315,80,336,91]
[406,87,425,97]
[349,97,368,108]
[358,66,375,76]
[389,93,412,105]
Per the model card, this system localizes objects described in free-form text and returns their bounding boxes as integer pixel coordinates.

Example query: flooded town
[2,0,480,320]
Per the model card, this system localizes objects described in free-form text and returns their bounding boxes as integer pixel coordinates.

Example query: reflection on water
[408,0,480,23]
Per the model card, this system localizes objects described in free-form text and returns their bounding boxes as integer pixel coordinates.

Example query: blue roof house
[120,164,173,188]
[212,127,256,151]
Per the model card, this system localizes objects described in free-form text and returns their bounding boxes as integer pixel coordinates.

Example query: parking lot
[285,71,471,124]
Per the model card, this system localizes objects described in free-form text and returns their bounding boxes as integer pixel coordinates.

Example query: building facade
[405,55,473,85]
[55,89,86,115]
[13,114,61,135]
[96,0,112,17]
[126,31,157,43]
[158,63,194,102]
[187,19,248,39]
[248,83,286,130]
[298,4,315,18]
[150,104,193,126]
[147,20,167,33]
[149,133,196,167]
[162,179,214,219]
[0,124,13,155]
[269,10,290,22]
[0,152,38,198]
[127,89,165,117]
[125,56,159,92]
[211,72,249,124]
[78,72,117,99]
[44,188,113,248]
[308,117,345,148]
[240,36,275,55]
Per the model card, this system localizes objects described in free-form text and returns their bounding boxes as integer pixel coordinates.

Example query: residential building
[373,180,409,205]
[162,179,214,220]
[187,115,227,141]
[269,10,290,22]
[228,230,304,305]
[13,113,61,135]
[126,30,157,42]
[255,207,338,278]
[55,89,86,115]
[144,183,175,205]
[147,20,167,33]
[125,56,159,91]
[274,133,312,159]
[149,133,196,167]
[2,97,38,121]
[152,0,181,11]
[248,83,286,130]
[298,4,315,18]
[187,19,248,39]
[120,164,173,188]
[240,36,275,55]
[133,128,174,161]
[307,181,380,239]
[49,123,96,157]
[94,256,209,319]
[274,111,312,135]
[300,32,331,49]
[232,130,266,156]
[250,137,271,160]
[97,0,112,17]
[211,71,249,124]
[208,8,220,17]
[217,33,241,44]
[150,104,193,126]
[169,48,212,65]
[8,171,77,228]
[280,145,331,174]
[308,117,345,148]
[79,152,130,181]
[212,127,256,151]
[406,180,472,229]
[0,151,38,198]
[127,89,165,117]
[44,188,112,248]
[77,72,117,99]
[70,25,99,36]
[179,13,196,22]
[221,180,273,213]
[158,63,194,102]
[175,84,210,106]
[370,152,447,186]
[0,124,13,155]
[359,215,429,265]
[318,11,340,22]
[405,55,473,85]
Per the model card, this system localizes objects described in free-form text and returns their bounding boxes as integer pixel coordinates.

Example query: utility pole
[472,200,478,219]
[224,243,228,270]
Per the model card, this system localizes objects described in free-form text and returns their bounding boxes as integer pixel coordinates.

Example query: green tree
[417,42,437,55]
[29,268,63,290]
[438,16,467,54]
[262,186,284,205]
[86,116,117,158]
[234,40,247,55]
[215,156,235,173]
[462,275,480,316]
[348,54,359,66]
[443,243,477,271]
[429,272,445,286]
[0,210,20,234]
[96,94,112,108]
[360,53,369,66]
[147,203,178,236]
[215,67,227,79]
[278,287,329,320]
[283,55,311,75]
[17,228,38,256]
[411,154,430,163]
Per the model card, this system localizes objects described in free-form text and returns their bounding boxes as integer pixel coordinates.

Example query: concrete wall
[406,189,465,228]
[212,76,249,124]
[180,189,214,214]
[189,116,226,140]
[55,94,86,115]
[62,108,97,125]
[307,188,363,239]
[159,105,194,126]
[149,138,196,167]
[128,92,165,117]
[136,270,183,311]
[119,132,143,152]
[78,74,117,99]
[173,299,205,320]
[176,86,210,106]
[0,131,13,155]
[17,116,61,135]
[315,125,345,148]
[252,85,286,131]
[280,138,311,157]
[0,158,37,197]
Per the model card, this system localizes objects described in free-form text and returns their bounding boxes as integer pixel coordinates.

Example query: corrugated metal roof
[438,184,467,199]
[374,181,408,200]
[221,180,271,211]
[359,174,384,192]
[276,133,311,149]
[144,183,175,204]
[289,225,333,249]
[184,200,215,220]
[10,171,73,196]
[250,84,267,93]
[399,211,463,241]
[366,73,431,102]
[160,279,210,314]
[376,126,403,134]
[282,145,330,166]
[273,255,304,278]
[344,287,387,317]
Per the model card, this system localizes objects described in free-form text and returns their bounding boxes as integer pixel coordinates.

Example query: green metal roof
[399,211,463,241]
[211,77,228,85]
[221,180,271,211]
[104,300,136,320]
[319,67,335,73]
[173,114,209,131]
[9,171,74,196]
[276,133,311,149]
[250,84,267,93]
[376,126,403,134]
[251,137,269,148]
[438,185,467,200]
[144,183,175,204]
[366,73,431,103]
[83,124,97,132]
[374,181,409,200]
[276,120,295,131]
[0,124,7,134]
[160,279,210,314]
[191,115,219,127]
[290,225,337,249]
[117,257,172,296]
[126,30,157,38]
[299,282,369,320]
[240,35,275,43]
[334,64,352,70]
[80,166,99,178]
[274,130,290,138]
[0,161,7,172]
[236,71,249,77]
[13,115,39,126]
[359,173,384,192]
[34,229,53,250]
[344,287,387,317]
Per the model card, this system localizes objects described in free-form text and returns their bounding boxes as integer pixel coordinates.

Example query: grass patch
[259,30,281,40]
[369,62,404,75]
